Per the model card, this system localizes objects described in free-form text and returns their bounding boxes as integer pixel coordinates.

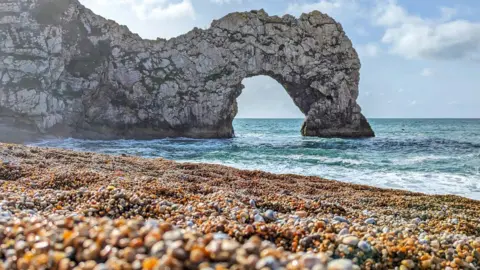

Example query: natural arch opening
[233,76,305,137]
[236,76,304,119]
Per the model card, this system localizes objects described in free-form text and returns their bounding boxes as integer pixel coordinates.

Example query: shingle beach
[0,143,479,270]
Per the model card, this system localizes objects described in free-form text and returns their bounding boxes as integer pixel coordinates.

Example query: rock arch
[0,0,374,140]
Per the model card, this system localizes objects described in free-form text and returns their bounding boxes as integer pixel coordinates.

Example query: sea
[32,119,480,200]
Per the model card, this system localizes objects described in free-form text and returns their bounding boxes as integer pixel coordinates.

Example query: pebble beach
[0,143,479,270]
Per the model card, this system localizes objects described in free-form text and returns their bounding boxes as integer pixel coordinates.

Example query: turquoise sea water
[32,119,480,200]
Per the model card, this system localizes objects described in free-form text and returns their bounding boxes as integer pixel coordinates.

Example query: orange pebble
[129,238,143,248]
[142,258,159,270]
[63,230,74,241]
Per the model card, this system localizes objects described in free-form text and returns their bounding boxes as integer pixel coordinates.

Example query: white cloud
[409,100,417,106]
[373,0,425,27]
[79,0,198,38]
[357,43,380,57]
[286,0,361,18]
[421,68,434,77]
[210,0,242,4]
[82,0,195,21]
[374,0,480,61]
[287,0,341,15]
[146,0,195,20]
[397,88,404,93]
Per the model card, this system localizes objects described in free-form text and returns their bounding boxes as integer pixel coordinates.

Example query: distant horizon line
[234,117,480,119]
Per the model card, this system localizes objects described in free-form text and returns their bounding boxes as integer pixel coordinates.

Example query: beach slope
[0,143,479,269]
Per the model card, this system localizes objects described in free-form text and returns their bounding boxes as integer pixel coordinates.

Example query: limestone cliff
[0,0,374,140]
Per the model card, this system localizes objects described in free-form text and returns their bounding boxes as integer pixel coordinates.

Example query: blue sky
[80,0,480,118]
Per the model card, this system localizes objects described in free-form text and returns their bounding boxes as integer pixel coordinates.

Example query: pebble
[473,250,480,260]
[338,228,349,236]
[249,199,256,208]
[34,241,50,253]
[265,209,276,221]
[254,214,265,223]
[333,216,349,223]
[328,259,354,270]
[337,244,350,255]
[190,249,205,264]
[401,259,415,269]
[357,241,371,252]
[411,217,421,224]
[256,256,280,269]
[301,254,323,268]
[0,143,478,270]
[342,236,359,246]
[365,217,376,225]
[295,210,308,218]
[163,230,183,241]
[213,232,230,240]
[419,239,428,245]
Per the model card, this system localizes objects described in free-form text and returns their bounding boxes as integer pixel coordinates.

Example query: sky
[80,0,480,118]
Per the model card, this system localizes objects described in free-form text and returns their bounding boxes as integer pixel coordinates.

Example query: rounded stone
[333,216,349,223]
[401,259,415,269]
[254,214,265,223]
[163,230,183,242]
[357,241,371,252]
[327,259,354,270]
[264,210,276,221]
[342,236,359,246]
[364,218,376,225]
[301,254,323,268]
[256,256,280,269]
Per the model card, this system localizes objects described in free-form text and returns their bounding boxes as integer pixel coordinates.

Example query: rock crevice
[0,0,374,140]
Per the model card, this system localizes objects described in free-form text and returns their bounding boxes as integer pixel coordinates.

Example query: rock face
[0,0,374,140]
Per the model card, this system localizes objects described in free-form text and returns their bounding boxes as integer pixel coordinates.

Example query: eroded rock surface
[0,0,374,140]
